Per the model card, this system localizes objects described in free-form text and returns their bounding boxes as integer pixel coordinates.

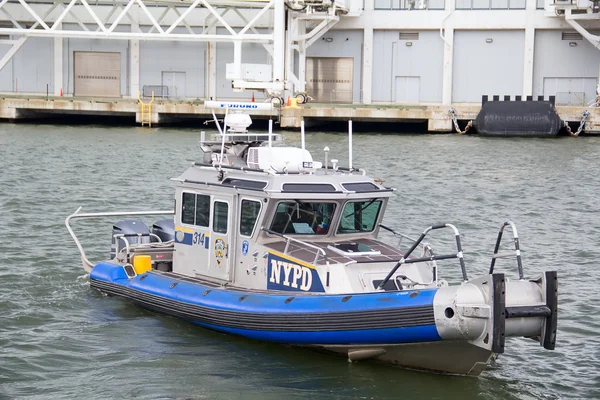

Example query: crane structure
[548,0,600,102]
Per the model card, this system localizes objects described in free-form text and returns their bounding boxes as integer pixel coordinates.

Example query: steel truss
[0,0,352,98]
[550,0,600,47]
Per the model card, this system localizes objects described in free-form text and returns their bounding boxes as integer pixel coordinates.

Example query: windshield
[337,200,382,233]
[269,201,336,235]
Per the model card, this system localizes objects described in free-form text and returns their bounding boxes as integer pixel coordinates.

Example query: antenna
[301,119,306,150]
[348,119,353,172]
[268,119,273,147]
[211,109,223,135]
[218,105,229,169]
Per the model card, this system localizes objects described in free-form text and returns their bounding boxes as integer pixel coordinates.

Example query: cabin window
[337,199,382,233]
[341,182,380,192]
[269,201,336,235]
[195,195,210,227]
[240,199,261,237]
[181,192,210,227]
[213,201,229,234]
[282,183,337,193]
[182,193,195,225]
[222,178,267,190]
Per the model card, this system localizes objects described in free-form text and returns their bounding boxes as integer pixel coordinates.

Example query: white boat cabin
[171,132,437,295]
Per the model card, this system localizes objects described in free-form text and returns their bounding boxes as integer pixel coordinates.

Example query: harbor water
[1,123,599,399]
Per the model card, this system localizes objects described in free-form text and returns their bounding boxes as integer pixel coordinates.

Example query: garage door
[394,76,420,104]
[543,77,597,106]
[74,52,121,97]
[306,57,353,103]
[162,71,186,99]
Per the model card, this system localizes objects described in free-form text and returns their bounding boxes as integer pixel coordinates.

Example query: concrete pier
[0,95,598,134]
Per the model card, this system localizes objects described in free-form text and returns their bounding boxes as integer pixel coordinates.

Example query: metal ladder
[488,221,524,279]
[138,91,154,127]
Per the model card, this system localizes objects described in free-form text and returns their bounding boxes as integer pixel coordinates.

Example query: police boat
[66,100,558,376]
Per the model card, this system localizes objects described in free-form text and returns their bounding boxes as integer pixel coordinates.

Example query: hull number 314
[193,232,206,246]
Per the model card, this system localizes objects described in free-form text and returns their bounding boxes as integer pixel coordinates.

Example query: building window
[240,199,261,237]
[213,201,229,234]
[374,0,445,10]
[456,0,525,9]
[181,192,210,227]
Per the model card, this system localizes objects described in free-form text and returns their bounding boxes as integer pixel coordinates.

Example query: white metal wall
[1,22,600,107]
[140,37,206,99]
[0,37,52,93]
[453,30,525,103]
[372,30,444,103]
[533,30,600,105]
[307,30,363,103]
[0,44,10,92]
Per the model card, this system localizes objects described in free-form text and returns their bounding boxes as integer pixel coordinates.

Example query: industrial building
[0,0,598,130]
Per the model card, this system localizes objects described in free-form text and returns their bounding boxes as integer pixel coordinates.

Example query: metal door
[306,57,353,103]
[175,191,212,278]
[74,52,121,97]
[543,77,597,106]
[394,76,420,104]
[209,196,233,281]
[162,71,186,99]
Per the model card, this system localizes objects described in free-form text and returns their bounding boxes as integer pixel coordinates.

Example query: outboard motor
[152,219,175,272]
[110,220,150,260]
[152,219,175,242]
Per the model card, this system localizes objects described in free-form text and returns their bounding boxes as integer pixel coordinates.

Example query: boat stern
[433,271,558,356]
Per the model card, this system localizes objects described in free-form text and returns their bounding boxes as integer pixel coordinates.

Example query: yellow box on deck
[133,255,152,274]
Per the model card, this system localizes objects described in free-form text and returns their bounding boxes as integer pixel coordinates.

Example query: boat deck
[267,238,403,266]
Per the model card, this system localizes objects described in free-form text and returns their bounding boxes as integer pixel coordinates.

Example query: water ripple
[1,125,599,399]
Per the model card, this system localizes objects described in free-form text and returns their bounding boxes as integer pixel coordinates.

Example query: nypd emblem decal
[267,252,324,292]
[214,238,226,267]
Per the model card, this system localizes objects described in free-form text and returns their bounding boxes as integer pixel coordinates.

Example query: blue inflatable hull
[90,262,442,345]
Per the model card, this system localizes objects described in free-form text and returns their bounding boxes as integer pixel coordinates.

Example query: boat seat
[271,204,319,234]
[284,204,317,234]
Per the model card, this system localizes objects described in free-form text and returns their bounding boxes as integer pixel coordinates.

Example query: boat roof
[175,162,395,200]
[174,101,395,199]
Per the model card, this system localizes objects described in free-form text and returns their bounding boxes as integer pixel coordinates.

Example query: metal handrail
[379,224,440,285]
[65,207,175,273]
[261,227,328,265]
[113,232,164,262]
[489,220,524,280]
[379,224,418,249]
[377,223,467,290]
[422,243,438,283]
